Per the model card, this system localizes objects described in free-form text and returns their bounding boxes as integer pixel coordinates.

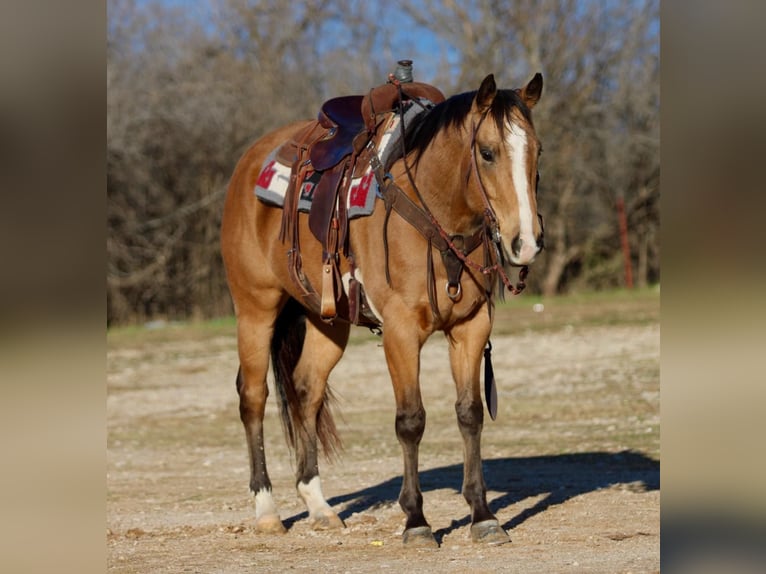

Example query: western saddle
[274,77,446,328]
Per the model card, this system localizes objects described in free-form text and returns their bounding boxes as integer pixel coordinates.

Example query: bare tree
[399,0,660,294]
[107,0,373,324]
[107,0,659,325]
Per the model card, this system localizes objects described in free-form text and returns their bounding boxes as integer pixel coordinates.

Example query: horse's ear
[518,73,543,109]
[475,74,497,112]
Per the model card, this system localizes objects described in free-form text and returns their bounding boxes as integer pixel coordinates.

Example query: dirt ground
[107,294,660,573]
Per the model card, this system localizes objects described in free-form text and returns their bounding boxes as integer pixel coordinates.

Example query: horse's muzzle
[510,233,543,265]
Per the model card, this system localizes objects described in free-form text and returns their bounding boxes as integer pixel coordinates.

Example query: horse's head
[469,73,544,266]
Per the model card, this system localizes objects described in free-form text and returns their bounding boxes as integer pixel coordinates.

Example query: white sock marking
[297,475,332,516]
[254,487,279,520]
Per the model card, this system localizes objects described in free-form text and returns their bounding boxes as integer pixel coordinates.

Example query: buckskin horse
[221,71,544,547]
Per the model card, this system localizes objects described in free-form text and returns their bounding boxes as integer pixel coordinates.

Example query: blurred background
[106,0,660,325]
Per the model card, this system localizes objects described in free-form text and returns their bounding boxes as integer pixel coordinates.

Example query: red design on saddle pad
[254,149,377,218]
[349,171,375,208]
[299,170,321,203]
[255,160,277,189]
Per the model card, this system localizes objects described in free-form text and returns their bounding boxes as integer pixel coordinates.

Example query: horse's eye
[479,148,494,162]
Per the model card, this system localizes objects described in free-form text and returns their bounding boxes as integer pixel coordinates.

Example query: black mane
[384,88,532,171]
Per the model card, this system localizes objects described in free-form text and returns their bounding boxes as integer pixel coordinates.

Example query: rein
[375,80,528,321]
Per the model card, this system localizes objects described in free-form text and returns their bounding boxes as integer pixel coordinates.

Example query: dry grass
[107,288,660,572]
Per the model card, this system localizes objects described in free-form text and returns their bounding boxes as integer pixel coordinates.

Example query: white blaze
[506,121,537,263]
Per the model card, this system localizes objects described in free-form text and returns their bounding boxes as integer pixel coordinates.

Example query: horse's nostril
[511,234,522,256]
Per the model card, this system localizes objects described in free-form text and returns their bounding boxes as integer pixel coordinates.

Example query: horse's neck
[399,145,478,234]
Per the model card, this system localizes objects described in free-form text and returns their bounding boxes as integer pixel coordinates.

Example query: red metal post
[616,195,633,289]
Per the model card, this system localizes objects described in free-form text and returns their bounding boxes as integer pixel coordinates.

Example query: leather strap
[379,180,486,321]
[382,182,484,270]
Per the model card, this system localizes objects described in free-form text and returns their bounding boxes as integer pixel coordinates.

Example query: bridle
[374,81,534,320]
[374,80,541,420]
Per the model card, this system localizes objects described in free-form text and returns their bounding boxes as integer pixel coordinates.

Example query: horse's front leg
[382,318,438,547]
[447,313,510,545]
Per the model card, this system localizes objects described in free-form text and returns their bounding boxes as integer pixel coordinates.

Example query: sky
[124,0,657,87]
[128,0,457,83]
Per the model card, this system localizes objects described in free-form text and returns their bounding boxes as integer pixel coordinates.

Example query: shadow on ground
[284,450,659,543]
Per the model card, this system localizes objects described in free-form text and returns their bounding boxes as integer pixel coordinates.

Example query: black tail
[271,298,342,459]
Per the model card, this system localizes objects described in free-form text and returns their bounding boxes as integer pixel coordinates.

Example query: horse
[221,72,544,547]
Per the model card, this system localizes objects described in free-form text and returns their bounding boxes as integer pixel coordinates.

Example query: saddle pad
[254,113,403,219]
[254,152,378,218]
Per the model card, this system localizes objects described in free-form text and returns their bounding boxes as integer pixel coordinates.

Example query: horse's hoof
[470,519,510,545]
[402,526,439,548]
[311,511,345,531]
[254,514,287,535]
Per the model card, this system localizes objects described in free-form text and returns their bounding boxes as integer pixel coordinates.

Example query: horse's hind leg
[275,316,350,530]
[235,293,287,534]
[289,314,349,530]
